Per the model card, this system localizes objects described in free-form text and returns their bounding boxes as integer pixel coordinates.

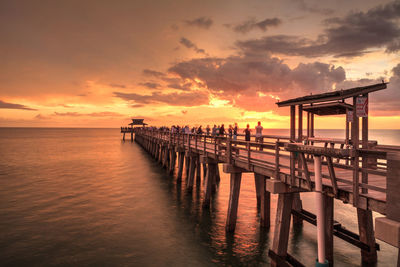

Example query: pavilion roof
[276,82,387,107]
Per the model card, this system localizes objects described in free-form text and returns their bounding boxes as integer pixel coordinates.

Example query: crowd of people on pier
[138,122,265,143]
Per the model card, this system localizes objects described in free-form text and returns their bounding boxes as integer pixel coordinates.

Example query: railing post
[353,149,359,206]
[227,138,232,164]
[275,142,280,180]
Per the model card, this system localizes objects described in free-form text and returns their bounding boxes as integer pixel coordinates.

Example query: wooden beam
[176,152,184,183]
[326,156,338,196]
[271,193,294,267]
[299,152,312,191]
[203,163,216,208]
[357,208,377,264]
[254,173,263,207]
[260,176,270,228]
[226,172,242,232]
[325,195,334,266]
[362,94,368,194]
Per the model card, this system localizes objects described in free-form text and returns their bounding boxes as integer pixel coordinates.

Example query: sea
[0,128,399,266]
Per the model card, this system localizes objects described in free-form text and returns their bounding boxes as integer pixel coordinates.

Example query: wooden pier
[123,83,400,266]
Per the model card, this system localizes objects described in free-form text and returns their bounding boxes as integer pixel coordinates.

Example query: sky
[0,0,399,128]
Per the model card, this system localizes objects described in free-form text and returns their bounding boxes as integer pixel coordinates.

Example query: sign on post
[356,96,368,117]
[346,110,353,122]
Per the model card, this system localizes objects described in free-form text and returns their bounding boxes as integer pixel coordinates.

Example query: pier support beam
[226,170,242,232]
[254,173,262,208]
[325,195,334,266]
[169,148,176,175]
[203,162,216,208]
[271,193,294,267]
[176,152,185,183]
[292,193,303,225]
[186,153,198,191]
[259,175,271,228]
[357,208,377,264]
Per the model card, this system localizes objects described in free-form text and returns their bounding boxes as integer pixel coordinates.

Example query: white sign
[346,110,353,122]
[356,96,368,117]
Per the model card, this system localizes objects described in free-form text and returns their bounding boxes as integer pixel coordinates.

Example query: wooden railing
[132,128,398,212]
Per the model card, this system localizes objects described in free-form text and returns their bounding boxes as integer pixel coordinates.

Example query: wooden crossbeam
[327,156,338,196]
[299,152,312,191]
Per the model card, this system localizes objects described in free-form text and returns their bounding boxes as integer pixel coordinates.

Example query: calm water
[0,128,398,266]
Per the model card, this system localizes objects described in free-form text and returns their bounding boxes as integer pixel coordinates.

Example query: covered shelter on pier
[277,82,387,148]
[275,82,388,266]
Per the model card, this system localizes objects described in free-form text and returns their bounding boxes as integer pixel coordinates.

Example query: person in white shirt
[255,121,263,143]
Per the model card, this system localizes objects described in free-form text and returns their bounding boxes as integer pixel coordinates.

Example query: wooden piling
[203,162,216,208]
[260,175,270,228]
[187,154,197,191]
[177,152,184,183]
[357,208,377,264]
[254,173,263,208]
[325,195,334,266]
[226,171,242,232]
[271,193,294,267]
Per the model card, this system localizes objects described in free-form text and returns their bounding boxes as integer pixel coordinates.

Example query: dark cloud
[228,17,282,34]
[138,82,161,89]
[179,37,206,54]
[54,111,124,117]
[0,100,37,110]
[109,83,126,88]
[184,17,213,29]
[142,69,165,78]
[35,114,49,120]
[113,91,209,106]
[292,0,334,15]
[334,63,400,115]
[237,1,400,57]
[131,104,145,108]
[168,54,345,98]
[167,82,192,91]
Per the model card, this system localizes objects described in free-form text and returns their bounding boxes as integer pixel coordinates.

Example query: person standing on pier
[206,125,210,135]
[255,121,263,142]
[212,125,217,136]
[233,123,238,141]
[228,125,233,139]
[197,126,203,135]
[244,124,251,142]
[219,124,225,136]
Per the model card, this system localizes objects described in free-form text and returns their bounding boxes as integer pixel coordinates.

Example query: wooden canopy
[277,82,387,107]
[129,118,147,126]
[303,102,353,116]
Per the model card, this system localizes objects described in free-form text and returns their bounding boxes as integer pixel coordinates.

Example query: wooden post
[203,162,216,208]
[196,156,201,183]
[357,209,377,263]
[177,152,184,183]
[203,163,207,180]
[260,176,270,228]
[185,155,190,177]
[325,195,334,266]
[226,171,242,232]
[352,96,360,206]
[362,94,368,194]
[271,193,294,267]
[254,173,262,208]
[215,164,220,183]
[290,105,296,186]
[169,149,176,175]
[123,132,125,141]
[298,105,303,179]
[187,155,197,191]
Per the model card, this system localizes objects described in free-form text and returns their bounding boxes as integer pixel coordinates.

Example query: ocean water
[0,128,398,266]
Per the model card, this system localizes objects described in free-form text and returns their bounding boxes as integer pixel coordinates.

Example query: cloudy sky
[1,0,399,128]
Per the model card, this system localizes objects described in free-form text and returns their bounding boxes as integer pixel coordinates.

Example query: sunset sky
[1,0,399,128]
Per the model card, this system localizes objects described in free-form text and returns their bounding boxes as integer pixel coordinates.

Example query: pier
[123,83,400,266]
